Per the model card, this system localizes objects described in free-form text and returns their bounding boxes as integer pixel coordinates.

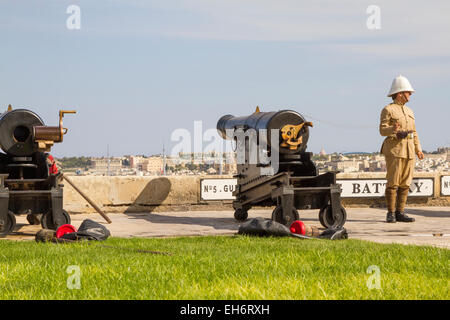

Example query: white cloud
[97,0,450,64]
[3,1,450,65]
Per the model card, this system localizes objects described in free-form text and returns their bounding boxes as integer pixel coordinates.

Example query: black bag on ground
[61,219,110,241]
[318,227,348,240]
[238,217,308,238]
[238,217,347,240]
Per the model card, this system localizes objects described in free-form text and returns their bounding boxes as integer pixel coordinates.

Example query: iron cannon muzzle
[216,107,312,154]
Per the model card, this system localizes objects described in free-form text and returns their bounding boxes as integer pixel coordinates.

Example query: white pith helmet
[387,75,415,97]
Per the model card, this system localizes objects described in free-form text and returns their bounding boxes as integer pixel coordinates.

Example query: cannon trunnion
[0,106,75,237]
[217,108,346,228]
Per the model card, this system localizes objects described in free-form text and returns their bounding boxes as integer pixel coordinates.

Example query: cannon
[217,107,346,228]
[0,105,75,237]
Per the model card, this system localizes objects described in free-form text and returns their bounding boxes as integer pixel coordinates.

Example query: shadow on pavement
[124,210,361,230]
[405,208,450,218]
[124,212,240,231]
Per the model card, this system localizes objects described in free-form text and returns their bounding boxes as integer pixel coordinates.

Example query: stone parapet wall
[63,173,450,213]
[337,172,449,207]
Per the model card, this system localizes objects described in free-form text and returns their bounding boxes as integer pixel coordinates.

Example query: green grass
[0,236,448,299]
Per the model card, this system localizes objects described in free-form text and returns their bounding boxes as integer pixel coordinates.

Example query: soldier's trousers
[385,155,415,189]
[384,155,415,213]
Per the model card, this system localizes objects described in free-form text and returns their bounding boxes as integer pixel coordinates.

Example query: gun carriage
[0,105,75,236]
[217,108,347,228]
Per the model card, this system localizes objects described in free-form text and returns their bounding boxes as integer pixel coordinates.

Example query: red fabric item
[290,220,306,235]
[56,224,77,238]
[46,154,58,174]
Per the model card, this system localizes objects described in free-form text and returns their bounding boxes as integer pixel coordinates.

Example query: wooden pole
[62,174,112,224]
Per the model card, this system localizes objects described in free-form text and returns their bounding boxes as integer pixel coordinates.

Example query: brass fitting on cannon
[280,122,313,150]
[33,110,76,152]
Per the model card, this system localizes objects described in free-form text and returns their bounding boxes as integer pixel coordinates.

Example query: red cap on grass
[290,220,306,235]
[56,224,77,238]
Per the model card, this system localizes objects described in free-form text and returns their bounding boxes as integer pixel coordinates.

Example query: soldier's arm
[412,118,422,154]
[379,107,396,136]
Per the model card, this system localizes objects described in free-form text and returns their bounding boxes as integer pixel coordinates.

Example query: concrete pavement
[4,207,450,249]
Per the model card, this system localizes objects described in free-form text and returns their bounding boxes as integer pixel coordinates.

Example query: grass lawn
[0,236,448,300]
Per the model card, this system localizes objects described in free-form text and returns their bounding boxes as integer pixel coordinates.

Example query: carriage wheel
[319,205,347,228]
[272,206,299,226]
[234,209,248,221]
[41,210,71,230]
[0,211,16,237]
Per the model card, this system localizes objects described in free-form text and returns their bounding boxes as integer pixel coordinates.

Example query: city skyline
[57,148,449,177]
[54,145,449,159]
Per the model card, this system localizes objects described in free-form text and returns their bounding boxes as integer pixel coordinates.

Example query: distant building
[174,152,237,175]
[129,156,146,170]
[129,155,164,175]
[90,157,122,175]
[142,157,164,175]
[359,160,370,172]
[207,167,217,174]
[369,160,386,172]
[325,159,359,173]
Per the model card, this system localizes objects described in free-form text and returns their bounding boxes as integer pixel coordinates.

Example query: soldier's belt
[396,130,414,139]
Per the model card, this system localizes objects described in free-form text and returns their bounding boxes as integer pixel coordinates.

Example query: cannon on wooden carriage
[0,105,75,237]
[217,107,347,228]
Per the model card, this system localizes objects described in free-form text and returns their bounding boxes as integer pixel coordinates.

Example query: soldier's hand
[393,121,400,133]
[417,151,425,160]
[396,131,408,139]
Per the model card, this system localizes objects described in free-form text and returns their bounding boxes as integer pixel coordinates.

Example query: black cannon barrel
[0,109,44,156]
[217,109,310,154]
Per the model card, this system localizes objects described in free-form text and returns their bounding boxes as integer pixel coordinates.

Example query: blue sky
[0,0,449,157]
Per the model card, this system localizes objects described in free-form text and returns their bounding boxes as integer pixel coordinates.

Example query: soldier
[379,75,424,223]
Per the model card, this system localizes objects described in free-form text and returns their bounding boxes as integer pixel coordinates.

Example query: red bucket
[56,224,77,239]
[290,220,306,235]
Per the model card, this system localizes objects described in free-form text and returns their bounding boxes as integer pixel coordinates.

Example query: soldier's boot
[385,187,397,223]
[395,212,415,222]
[386,212,396,223]
[395,187,415,223]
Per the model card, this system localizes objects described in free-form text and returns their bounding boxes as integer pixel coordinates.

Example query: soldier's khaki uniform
[379,101,422,212]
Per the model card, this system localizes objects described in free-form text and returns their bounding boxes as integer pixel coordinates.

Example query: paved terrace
[5,207,450,249]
